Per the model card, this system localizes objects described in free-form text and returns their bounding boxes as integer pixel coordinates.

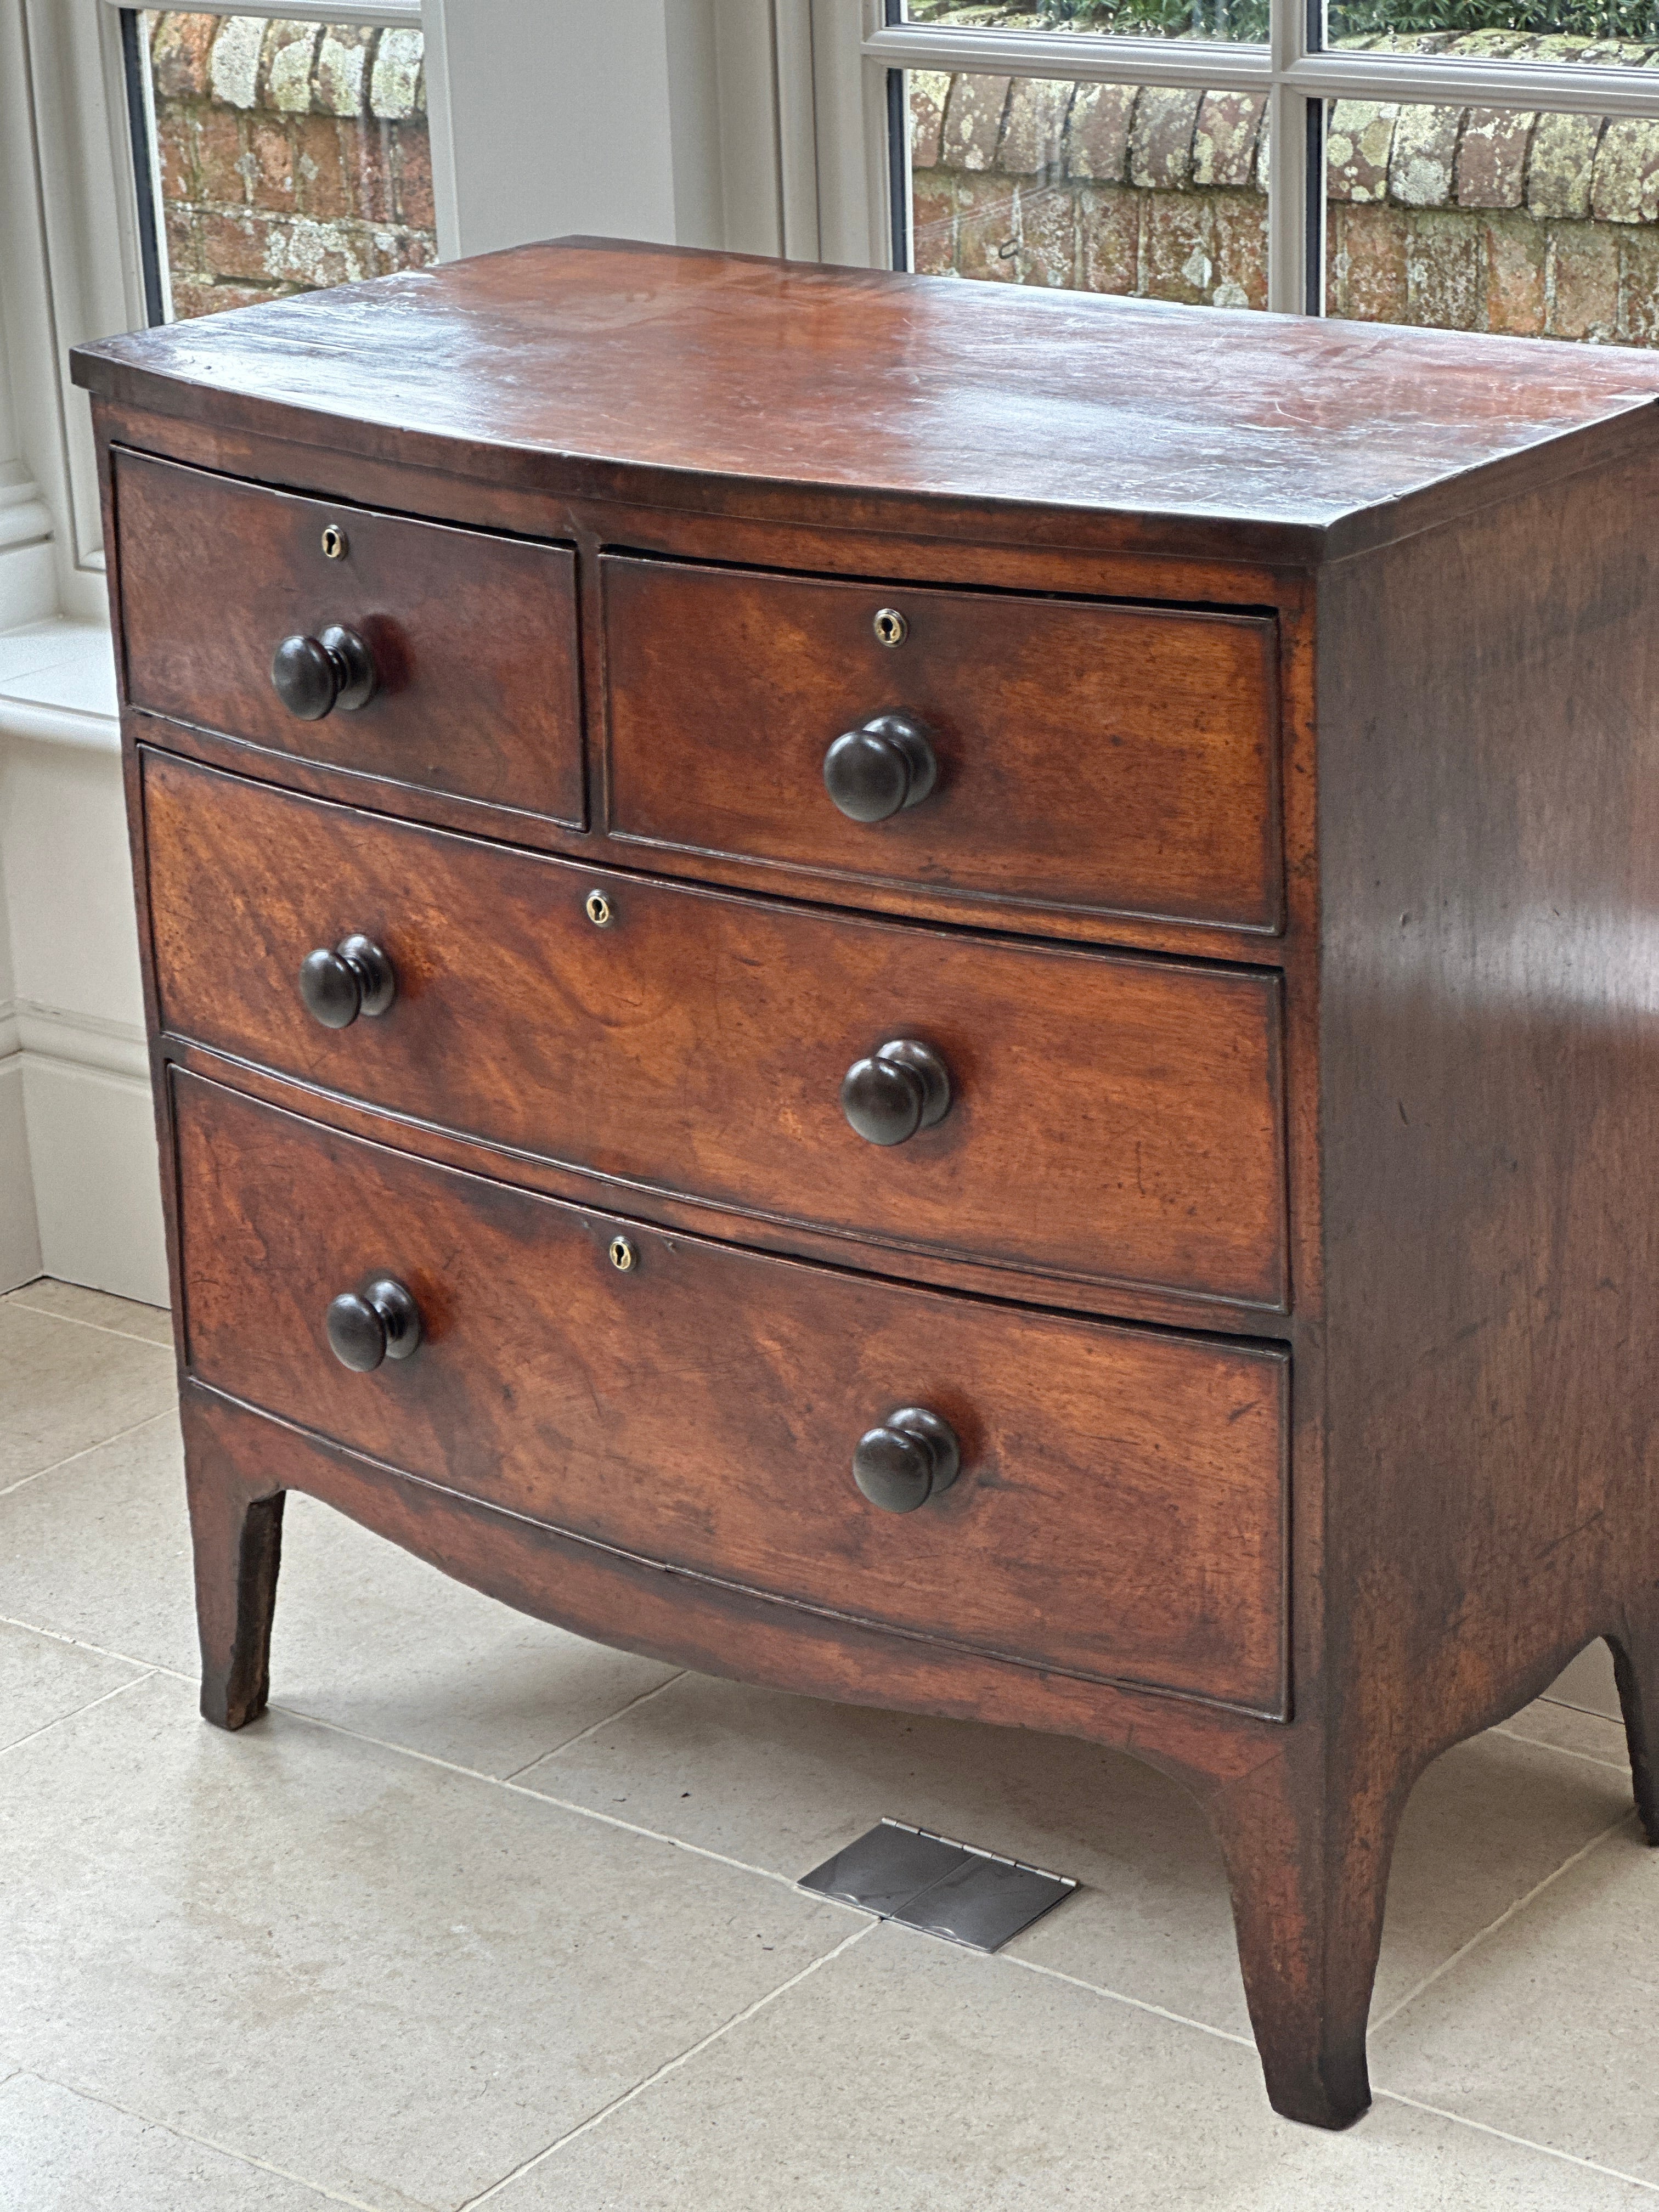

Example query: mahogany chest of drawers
[72,239,1659,2130]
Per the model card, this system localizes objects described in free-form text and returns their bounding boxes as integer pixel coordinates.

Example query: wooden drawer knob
[272,625,377,720]
[823,713,936,822]
[853,1406,961,1513]
[298,935,396,1029]
[840,1039,951,1147]
[325,1277,422,1371]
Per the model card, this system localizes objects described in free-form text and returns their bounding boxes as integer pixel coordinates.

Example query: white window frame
[843,0,1659,312]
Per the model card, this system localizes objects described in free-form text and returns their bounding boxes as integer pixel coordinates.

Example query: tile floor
[1,1274,1656,2210]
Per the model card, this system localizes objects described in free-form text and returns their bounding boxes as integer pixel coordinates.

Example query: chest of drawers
[72,239,1659,2131]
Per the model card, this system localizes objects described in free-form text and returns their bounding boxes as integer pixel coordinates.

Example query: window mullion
[1267,0,1317,311]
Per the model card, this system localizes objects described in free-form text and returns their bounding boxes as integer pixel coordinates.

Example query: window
[870,0,1659,341]
[117,5,430,325]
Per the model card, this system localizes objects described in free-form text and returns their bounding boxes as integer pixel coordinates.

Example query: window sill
[0,621,120,754]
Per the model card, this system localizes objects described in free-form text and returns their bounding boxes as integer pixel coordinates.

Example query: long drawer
[144,749,1288,1309]
[115,450,584,827]
[602,554,1282,932]
[173,1069,1291,1717]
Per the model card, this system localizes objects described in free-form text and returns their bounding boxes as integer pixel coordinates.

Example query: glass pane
[1327,98,1659,343]
[907,71,1269,304]
[896,1,1267,42]
[137,10,435,323]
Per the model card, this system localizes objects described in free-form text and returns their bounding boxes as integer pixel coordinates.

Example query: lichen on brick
[1328,103,1400,205]
[1192,93,1265,191]
[208,16,263,109]
[316,27,375,120]
[1065,83,1136,183]
[1455,110,1534,211]
[1528,111,1604,221]
[259,22,320,116]
[371,29,426,122]
[1000,76,1073,178]
[1390,103,1460,208]
[1590,115,1659,225]
[909,72,951,169]
[1130,87,1203,193]
[941,75,1013,172]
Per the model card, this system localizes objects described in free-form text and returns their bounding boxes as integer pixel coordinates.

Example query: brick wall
[911,42,1659,343]
[149,12,433,320]
[911,70,1267,306]
[1328,54,1659,343]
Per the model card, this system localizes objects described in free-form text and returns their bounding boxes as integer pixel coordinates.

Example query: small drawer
[173,1070,1291,1718]
[601,555,1280,933]
[114,450,584,826]
[145,751,1288,1310]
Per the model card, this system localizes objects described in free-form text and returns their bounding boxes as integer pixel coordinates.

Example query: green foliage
[1038,0,1659,35]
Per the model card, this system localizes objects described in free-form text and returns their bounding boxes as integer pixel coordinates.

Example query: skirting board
[0,1011,167,1304]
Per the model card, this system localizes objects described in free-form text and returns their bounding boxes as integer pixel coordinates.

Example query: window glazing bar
[94,0,421,25]
[1286,50,1659,114]
[861,24,1271,90]
[866,18,1659,116]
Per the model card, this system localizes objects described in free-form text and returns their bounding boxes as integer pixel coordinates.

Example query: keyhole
[873,607,907,648]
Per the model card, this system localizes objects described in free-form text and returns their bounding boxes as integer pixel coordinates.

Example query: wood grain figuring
[603,556,1281,932]
[142,749,1288,1308]
[115,449,584,825]
[71,239,1659,562]
[1313,435,1659,1822]
[177,1378,1295,1774]
[172,1068,1291,1716]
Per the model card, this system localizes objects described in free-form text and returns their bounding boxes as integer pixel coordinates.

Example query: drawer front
[174,1070,1290,1716]
[114,450,584,826]
[602,556,1280,932]
[145,751,1288,1309]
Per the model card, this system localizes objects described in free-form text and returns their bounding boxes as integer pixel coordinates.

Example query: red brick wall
[149,13,434,320]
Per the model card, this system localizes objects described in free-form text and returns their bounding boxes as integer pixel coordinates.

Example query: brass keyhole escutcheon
[872,607,907,648]
[321,523,349,560]
[608,1235,637,1272]
[585,889,613,928]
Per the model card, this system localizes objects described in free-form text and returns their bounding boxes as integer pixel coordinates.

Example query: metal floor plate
[799,1819,1077,1953]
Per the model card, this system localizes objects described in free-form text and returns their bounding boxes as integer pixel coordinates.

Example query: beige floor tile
[1499,1696,1632,1770]
[492,1920,1657,2211]
[0,1670,853,2212]
[0,1306,175,1490]
[0,1407,684,1776]
[272,1494,684,1777]
[0,2072,336,2212]
[3,1279,174,1348]
[1549,1640,1625,1723]
[1372,1816,1659,2181]
[515,1671,1639,2038]
[0,1412,198,1673]
[519,1672,1246,2023]
[0,1621,147,1754]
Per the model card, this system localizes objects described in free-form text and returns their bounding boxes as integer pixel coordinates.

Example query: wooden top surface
[72,236,1659,561]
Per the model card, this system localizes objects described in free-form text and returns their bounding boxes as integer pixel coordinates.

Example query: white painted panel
[22,1056,166,1307]
[0,735,143,1036]
[0,1052,42,1293]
